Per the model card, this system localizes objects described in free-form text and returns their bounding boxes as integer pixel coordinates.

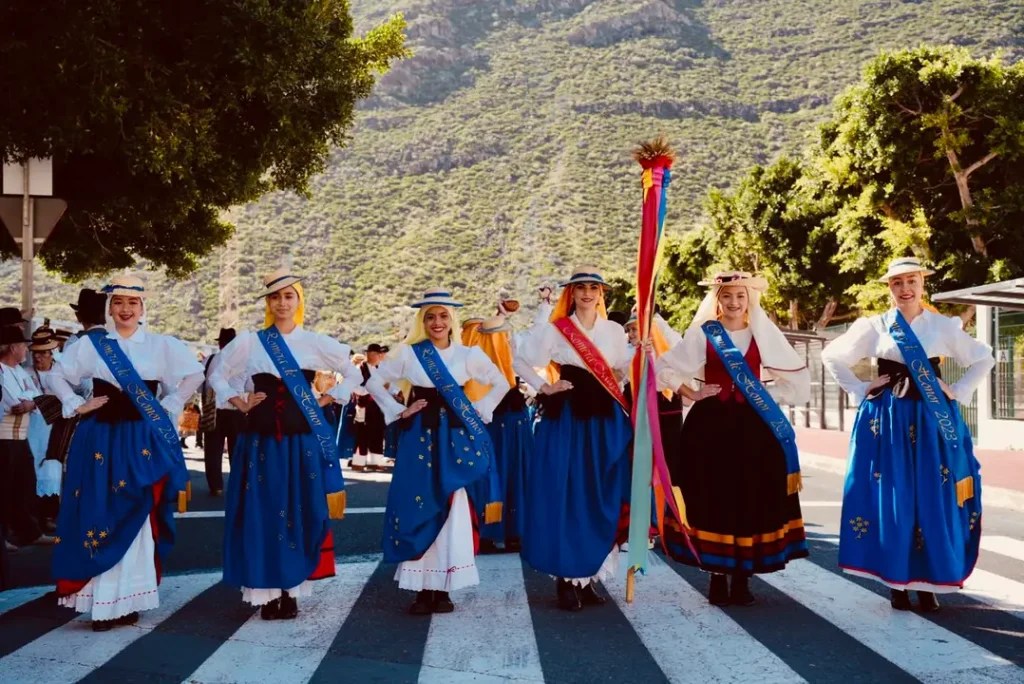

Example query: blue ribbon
[702,321,800,479]
[87,331,187,490]
[411,339,495,460]
[256,326,344,494]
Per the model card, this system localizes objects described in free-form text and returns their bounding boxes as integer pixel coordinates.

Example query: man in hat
[351,343,389,471]
[26,326,64,530]
[0,325,55,550]
[203,328,243,495]
[0,307,27,329]
[65,289,107,352]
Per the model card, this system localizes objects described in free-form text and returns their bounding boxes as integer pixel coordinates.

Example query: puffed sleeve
[604,321,632,375]
[158,335,204,418]
[208,333,252,408]
[466,346,511,424]
[365,346,409,425]
[942,315,994,401]
[821,317,878,406]
[50,337,92,417]
[655,314,684,349]
[512,321,555,393]
[315,336,361,405]
[656,326,706,393]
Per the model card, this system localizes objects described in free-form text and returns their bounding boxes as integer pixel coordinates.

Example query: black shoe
[433,591,455,613]
[479,539,499,555]
[890,589,912,611]
[556,579,583,612]
[409,590,434,615]
[917,591,941,612]
[579,582,607,606]
[730,574,755,607]
[117,611,139,626]
[505,538,521,553]
[92,620,115,632]
[260,598,281,620]
[210,489,223,497]
[278,593,298,620]
[708,574,730,606]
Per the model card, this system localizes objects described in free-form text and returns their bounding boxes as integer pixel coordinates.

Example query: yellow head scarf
[464,325,516,402]
[461,320,482,347]
[263,282,306,328]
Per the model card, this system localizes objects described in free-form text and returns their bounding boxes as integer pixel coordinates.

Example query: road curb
[801,451,1024,513]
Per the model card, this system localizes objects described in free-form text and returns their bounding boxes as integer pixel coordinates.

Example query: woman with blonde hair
[209,268,362,620]
[822,257,993,612]
[365,288,509,614]
[656,271,810,606]
[514,267,632,612]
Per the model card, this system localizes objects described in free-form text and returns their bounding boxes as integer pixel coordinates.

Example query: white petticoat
[395,488,479,592]
[240,581,315,606]
[59,521,160,620]
[564,547,621,587]
[351,451,388,468]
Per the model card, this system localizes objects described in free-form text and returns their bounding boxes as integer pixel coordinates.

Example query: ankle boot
[260,598,281,620]
[708,574,729,606]
[916,591,941,612]
[557,579,583,612]
[277,592,298,619]
[890,589,912,611]
[730,573,755,606]
[433,591,455,613]
[409,590,434,615]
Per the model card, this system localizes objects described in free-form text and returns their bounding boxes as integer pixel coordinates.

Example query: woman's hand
[229,392,267,414]
[318,394,335,408]
[938,378,957,401]
[866,374,890,396]
[540,379,573,395]
[538,285,553,305]
[400,399,428,420]
[693,384,722,401]
[75,396,109,415]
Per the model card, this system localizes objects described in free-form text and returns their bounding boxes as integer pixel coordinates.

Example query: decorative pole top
[632,135,676,170]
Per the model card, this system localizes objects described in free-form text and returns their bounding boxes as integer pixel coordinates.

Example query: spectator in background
[203,328,243,496]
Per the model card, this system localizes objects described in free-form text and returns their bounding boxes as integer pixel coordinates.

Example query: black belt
[873,358,943,401]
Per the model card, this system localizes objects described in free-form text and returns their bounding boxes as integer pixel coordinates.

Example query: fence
[782,331,979,440]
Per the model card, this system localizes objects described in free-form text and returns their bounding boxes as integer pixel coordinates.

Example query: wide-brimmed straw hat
[478,315,512,334]
[103,275,147,298]
[411,287,463,309]
[559,266,611,289]
[461,317,484,328]
[698,270,768,291]
[29,326,58,352]
[261,267,304,298]
[877,256,935,283]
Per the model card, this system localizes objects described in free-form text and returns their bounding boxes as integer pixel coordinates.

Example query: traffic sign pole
[21,164,33,317]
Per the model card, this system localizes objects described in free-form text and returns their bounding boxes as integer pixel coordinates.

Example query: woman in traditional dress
[27,326,64,529]
[655,271,810,606]
[365,288,509,614]
[210,269,361,620]
[822,257,993,612]
[514,267,632,612]
[465,314,533,553]
[50,275,203,631]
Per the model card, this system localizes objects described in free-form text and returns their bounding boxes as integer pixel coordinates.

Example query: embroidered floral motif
[873,472,881,482]
[849,516,870,539]
[909,425,917,445]
[940,465,950,485]
[141,449,151,459]
[94,452,104,464]
[418,454,424,460]
[869,419,881,437]
[969,511,979,532]
[54,536,61,544]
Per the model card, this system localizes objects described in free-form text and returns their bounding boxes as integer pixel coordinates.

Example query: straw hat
[260,267,304,298]
[103,275,147,298]
[461,317,485,328]
[478,315,512,334]
[29,326,58,352]
[877,256,935,283]
[410,287,463,309]
[698,270,769,291]
[559,266,611,289]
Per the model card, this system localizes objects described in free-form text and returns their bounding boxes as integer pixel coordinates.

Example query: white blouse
[821,309,994,406]
[208,326,362,408]
[512,303,631,392]
[50,328,204,420]
[655,326,811,406]
[366,342,509,425]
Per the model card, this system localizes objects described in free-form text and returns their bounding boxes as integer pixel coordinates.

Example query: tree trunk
[815,299,839,330]
[789,299,800,330]
[945,146,998,258]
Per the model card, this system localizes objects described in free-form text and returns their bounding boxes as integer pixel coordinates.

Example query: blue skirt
[466,407,533,543]
[522,404,632,579]
[53,417,184,584]
[839,391,982,592]
[336,403,357,461]
[223,431,332,590]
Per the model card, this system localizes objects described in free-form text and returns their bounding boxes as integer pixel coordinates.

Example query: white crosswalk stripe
[1,548,1023,684]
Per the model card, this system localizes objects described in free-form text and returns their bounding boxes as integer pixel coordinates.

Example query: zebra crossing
[1,535,1022,684]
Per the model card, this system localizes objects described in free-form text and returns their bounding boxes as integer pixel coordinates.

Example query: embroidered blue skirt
[383,399,491,564]
[839,391,982,592]
[223,431,332,591]
[466,405,533,544]
[334,403,356,461]
[53,417,184,584]
[522,402,632,579]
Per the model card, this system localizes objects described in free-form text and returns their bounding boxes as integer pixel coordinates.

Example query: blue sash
[702,321,802,493]
[256,327,345,498]
[88,332,187,492]
[888,310,975,506]
[411,340,495,461]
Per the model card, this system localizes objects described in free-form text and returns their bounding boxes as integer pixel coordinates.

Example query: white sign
[997,349,1011,362]
[3,157,53,196]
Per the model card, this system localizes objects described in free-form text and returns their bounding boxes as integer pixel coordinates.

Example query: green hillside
[2,0,1020,346]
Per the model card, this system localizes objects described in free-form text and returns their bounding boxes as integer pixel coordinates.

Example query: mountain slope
[3,0,1020,344]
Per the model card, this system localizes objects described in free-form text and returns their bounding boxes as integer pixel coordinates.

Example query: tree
[817,46,1024,292]
[0,1,407,279]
